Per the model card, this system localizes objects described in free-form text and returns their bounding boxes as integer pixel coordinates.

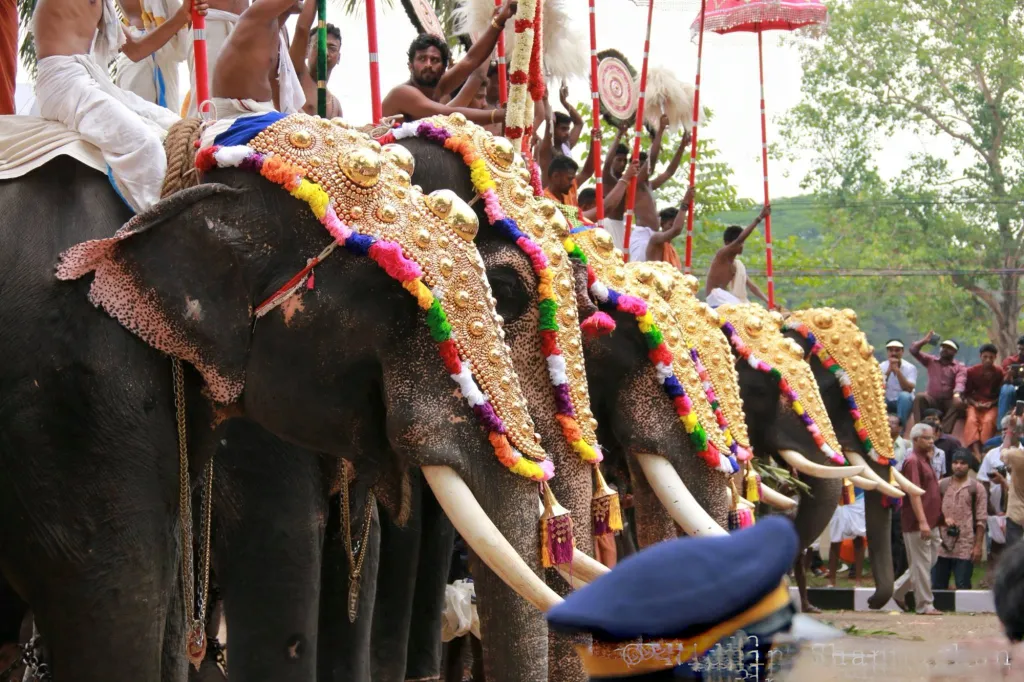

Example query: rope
[160,118,205,199]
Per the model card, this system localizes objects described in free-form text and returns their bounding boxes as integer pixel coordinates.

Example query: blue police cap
[548,516,799,641]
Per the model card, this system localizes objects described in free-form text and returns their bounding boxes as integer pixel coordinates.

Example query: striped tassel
[592,466,623,536]
[540,483,575,567]
[728,507,754,530]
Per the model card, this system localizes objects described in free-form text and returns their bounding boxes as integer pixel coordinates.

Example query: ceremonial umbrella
[689,0,827,307]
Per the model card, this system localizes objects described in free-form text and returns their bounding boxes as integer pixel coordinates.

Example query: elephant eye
[487,266,530,325]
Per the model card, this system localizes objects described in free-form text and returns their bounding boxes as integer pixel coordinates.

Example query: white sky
[15,0,953,200]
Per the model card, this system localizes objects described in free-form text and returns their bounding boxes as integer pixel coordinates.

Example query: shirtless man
[601,115,689,258]
[704,205,772,308]
[32,0,202,210]
[114,0,190,111]
[211,0,302,118]
[289,0,342,117]
[381,0,515,125]
[536,83,584,185]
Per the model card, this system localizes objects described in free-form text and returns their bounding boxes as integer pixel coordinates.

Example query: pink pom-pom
[368,240,423,282]
[483,190,504,224]
[581,311,616,338]
[616,295,647,316]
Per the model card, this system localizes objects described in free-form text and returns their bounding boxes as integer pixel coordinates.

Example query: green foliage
[776,0,1024,355]
[575,102,752,227]
[17,0,37,77]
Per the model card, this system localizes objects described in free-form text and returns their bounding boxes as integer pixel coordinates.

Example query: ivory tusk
[556,566,591,589]
[758,483,798,510]
[849,475,878,491]
[423,465,563,612]
[737,496,755,509]
[777,449,865,480]
[891,467,925,496]
[844,452,905,499]
[635,454,728,537]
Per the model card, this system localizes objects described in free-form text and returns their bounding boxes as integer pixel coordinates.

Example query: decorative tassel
[745,469,761,503]
[591,466,623,536]
[580,311,616,339]
[540,483,575,567]
[728,507,754,531]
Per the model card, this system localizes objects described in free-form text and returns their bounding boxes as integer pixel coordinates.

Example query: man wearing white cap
[911,331,967,434]
[879,338,917,428]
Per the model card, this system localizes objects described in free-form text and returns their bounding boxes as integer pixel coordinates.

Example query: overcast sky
[15,0,954,200]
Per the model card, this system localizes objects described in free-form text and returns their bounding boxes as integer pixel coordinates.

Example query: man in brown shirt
[934,449,988,589]
[910,332,967,433]
[965,343,1005,463]
[893,423,943,614]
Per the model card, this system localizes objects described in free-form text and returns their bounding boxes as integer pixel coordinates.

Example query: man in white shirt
[879,338,917,429]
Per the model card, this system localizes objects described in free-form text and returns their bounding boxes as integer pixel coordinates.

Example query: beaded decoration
[193,114,553,482]
[715,303,845,465]
[784,309,894,465]
[566,229,736,474]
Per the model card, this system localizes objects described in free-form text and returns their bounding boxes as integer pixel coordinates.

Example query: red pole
[621,0,655,262]
[588,0,604,223]
[757,31,774,308]
[496,0,508,105]
[683,0,706,275]
[367,0,382,123]
[191,2,210,116]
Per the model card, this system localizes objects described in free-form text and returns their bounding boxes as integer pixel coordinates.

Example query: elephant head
[783,307,906,609]
[567,227,733,548]
[56,115,563,681]
[393,116,610,682]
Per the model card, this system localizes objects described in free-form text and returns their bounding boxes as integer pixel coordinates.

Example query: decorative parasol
[690,0,828,306]
[401,0,447,38]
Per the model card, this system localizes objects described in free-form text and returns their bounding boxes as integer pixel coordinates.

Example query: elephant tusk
[533,499,610,584]
[844,452,905,499]
[777,449,864,480]
[849,475,879,491]
[891,467,925,496]
[423,465,563,612]
[736,496,756,509]
[556,566,591,589]
[758,483,798,510]
[635,454,728,537]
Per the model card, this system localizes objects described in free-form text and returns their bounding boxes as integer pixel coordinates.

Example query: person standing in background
[963,343,1004,465]
[893,423,943,615]
[933,449,987,590]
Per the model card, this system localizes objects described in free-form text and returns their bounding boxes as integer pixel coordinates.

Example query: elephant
[0,117,570,682]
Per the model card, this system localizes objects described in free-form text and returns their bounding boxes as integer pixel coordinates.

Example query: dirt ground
[784,611,1015,681]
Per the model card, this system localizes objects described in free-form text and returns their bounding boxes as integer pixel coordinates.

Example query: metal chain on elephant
[0,634,51,682]
[339,469,375,623]
[172,358,215,669]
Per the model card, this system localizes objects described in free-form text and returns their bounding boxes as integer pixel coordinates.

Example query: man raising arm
[644,186,694,263]
[289,0,342,117]
[381,1,516,124]
[704,205,771,307]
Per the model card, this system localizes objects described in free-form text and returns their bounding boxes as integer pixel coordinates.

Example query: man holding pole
[381,0,516,125]
[289,0,342,117]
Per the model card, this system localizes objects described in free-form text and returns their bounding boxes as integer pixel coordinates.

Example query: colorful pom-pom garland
[716,317,845,465]
[195,143,553,483]
[382,120,602,469]
[564,236,737,475]
[783,320,890,466]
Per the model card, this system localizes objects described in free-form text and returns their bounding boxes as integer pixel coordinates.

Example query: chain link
[340,470,375,621]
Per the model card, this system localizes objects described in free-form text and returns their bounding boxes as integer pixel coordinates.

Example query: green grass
[806,557,991,589]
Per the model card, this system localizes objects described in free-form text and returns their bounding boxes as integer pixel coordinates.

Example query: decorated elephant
[0,117,575,681]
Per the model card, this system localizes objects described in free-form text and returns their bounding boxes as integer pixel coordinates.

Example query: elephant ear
[57,184,252,404]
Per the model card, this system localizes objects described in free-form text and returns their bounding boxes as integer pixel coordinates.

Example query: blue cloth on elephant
[212,111,287,148]
[546,517,837,679]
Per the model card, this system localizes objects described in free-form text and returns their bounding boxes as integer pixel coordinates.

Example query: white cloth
[0,116,106,179]
[829,493,866,543]
[603,217,654,263]
[112,0,189,113]
[727,257,750,302]
[276,27,305,114]
[211,97,276,120]
[706,287,742,309]
[879,359,918,401]
[932,447,947,479]
[35,54,178,212]
[989,515,1007,544]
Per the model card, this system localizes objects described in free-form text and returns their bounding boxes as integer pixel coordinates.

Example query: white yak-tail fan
[644,65,695,133]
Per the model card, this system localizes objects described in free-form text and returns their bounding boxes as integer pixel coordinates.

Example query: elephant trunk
[423,465,553,682]
[792,475,842,550]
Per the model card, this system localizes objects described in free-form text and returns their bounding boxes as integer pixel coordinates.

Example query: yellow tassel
[540,483,575,567]
[592,466,623,536]
[745,469,760,503]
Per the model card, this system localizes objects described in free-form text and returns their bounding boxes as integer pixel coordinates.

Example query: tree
[779,0,1024,355]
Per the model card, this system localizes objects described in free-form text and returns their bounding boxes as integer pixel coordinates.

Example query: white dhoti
[603,217,654,263]
[211,97,276,119]
[112,0,188,113]
[706,288,743,309]
[829,495,866,543]
[35,54,178,212]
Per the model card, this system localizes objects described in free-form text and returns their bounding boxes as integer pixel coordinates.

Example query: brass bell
[382,144,416,176]
[485,136,516,169]
[337,147,382,188]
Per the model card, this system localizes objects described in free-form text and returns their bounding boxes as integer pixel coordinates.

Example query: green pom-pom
[690,425,709,451]
[426,301,452,342]
[644,327,665,349]
[769,368,783,382]
[538,298,559,331]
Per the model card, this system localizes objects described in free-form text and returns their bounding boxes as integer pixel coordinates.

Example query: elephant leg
[318,486,380,682]
[371,471,425,682]
[863,489,894,609]
[405,482,455,682]
[790,476,841,611]
[212,423,326,682]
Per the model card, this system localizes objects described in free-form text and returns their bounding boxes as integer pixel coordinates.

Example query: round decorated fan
[401,0,447,39]
[596,49,639,129]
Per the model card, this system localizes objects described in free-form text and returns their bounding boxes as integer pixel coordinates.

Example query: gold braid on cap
[716,303,845,463]
[785,308,894,465]
[197,113,551,481]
